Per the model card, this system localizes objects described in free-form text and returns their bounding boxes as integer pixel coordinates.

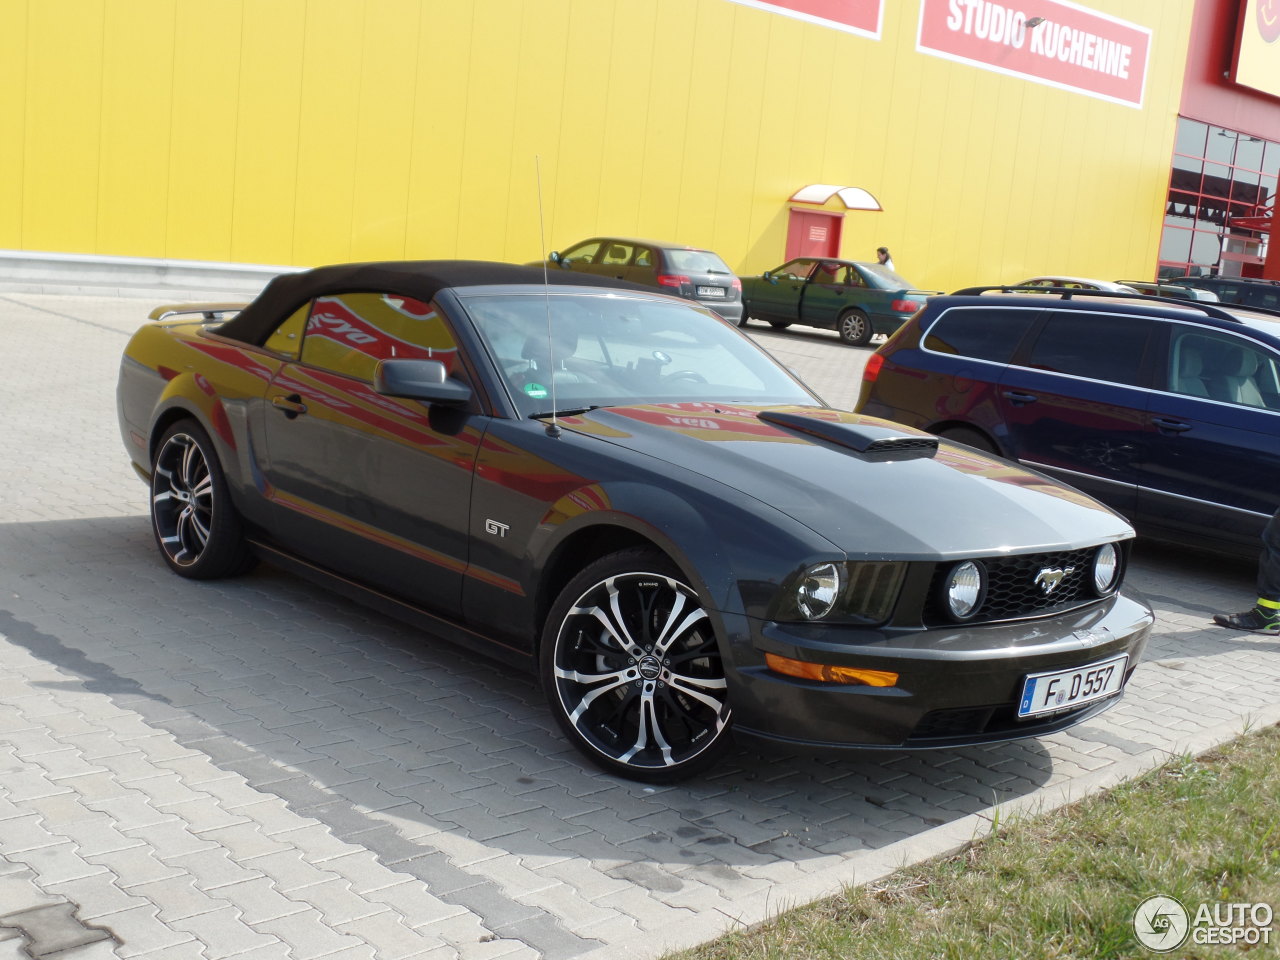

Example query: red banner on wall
[725,0,883,40]
[916,0,1151,108]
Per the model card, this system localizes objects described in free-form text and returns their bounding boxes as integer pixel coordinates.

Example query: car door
[625,244,658,287]
[996,309,1156,518]
[260,292,487,616]
[750,259,814,323]
[1137,322,1280,551]
[798,261,851,329]
[596,240,634,280]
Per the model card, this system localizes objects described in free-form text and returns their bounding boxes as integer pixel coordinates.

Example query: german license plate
[1017,654,1128,718]
[697,286,726,297]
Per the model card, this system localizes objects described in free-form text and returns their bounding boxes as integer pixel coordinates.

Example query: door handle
[271,394,307,418]
[1151,416,1192,433]
[1002,390,1038,405]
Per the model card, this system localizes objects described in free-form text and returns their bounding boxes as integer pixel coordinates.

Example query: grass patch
[671,724,1280,959]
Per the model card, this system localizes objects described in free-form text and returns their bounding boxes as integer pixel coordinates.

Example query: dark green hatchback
[741,257,936,345]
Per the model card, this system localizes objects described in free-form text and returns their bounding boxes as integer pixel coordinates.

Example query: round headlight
[796,562,842,620]
[1093,543,1119,594]
[945,560,985,620]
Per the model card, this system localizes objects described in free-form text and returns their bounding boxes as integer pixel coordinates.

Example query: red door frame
[785,208,843,261]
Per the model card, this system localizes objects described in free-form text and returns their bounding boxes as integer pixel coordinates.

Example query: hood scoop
[757,410,938,459]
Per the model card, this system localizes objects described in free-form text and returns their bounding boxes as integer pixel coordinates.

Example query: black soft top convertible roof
[217,259,647,345]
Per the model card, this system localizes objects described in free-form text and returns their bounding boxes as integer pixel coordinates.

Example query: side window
[923,307,1040,363]
[773,260,813,281]
[600,242,633,266]
[262,303,309,358]
[812,262,843,285]
[633,246,654,268]
[845,267,867,288]
[300,293,459,383]
[1167,326,1280,409]
[1025,311,1151,386]
[562,241,602,265]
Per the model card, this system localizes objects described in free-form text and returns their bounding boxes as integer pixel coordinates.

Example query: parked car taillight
[730,277,742,292]
[658,274,690,288]
[862,353,884,383]
[891,299,918,313]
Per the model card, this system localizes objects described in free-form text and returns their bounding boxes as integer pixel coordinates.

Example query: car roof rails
[948,285,1245,323]
[1180,274,1280,287]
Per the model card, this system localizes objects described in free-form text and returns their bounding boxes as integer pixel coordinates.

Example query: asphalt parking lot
[2,291,1279,960]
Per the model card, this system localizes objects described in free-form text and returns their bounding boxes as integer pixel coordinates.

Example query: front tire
[768,320,792,330]
[838,309,872,346]
[540,548,732,782]
[150,420,255,579]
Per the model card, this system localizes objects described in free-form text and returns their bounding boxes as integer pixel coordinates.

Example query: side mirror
[763,271,776,284]
[549,251,562,264]
[374,359,471,406]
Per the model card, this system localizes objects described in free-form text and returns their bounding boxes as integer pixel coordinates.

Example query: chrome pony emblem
[1034,566,1075,594]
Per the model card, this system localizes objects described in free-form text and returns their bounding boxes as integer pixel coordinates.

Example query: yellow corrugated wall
[0,0,1193,291]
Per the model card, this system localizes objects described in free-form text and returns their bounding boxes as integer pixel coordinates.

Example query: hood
[558,403,1132,559]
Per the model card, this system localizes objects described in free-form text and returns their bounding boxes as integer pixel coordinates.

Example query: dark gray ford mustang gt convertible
[117,260,1153,782]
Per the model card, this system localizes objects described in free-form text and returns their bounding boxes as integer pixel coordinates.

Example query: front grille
[907,701,1096,744]
[924,547,1102,625]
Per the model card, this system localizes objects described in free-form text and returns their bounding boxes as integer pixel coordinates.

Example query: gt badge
[484,519,510,538]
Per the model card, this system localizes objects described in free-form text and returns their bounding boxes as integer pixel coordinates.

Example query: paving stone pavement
[1,291,1278,960]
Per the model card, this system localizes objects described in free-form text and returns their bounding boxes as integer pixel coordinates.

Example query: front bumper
[722,591,1152,751]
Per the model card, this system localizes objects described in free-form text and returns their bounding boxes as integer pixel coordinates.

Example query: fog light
[1093,543,1119,594]
[796,562,842,620]
[945,560,985,620]
[765,653,898,686]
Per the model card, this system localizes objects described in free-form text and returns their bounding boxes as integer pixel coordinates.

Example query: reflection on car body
[118,261,1151,782]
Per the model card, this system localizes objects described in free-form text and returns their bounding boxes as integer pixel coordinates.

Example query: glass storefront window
[1159,227,1192,262]
[1161,118,1278,278]
[1235,135,1265,171]
[1175,119,1208,157]
[1206,126,1237,163]
[1191,230,1222,264]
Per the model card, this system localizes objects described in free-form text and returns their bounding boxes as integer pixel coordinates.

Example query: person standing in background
[876,246,894,271]
[1214,505,1280,634]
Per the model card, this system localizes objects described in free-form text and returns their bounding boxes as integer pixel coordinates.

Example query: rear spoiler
[148,302,247,323]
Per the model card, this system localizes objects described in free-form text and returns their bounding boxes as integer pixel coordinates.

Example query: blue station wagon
[857,287,1280,557]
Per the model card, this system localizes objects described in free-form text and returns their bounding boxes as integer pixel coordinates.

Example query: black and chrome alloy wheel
[543,551,731,781]
[150,420,254,579]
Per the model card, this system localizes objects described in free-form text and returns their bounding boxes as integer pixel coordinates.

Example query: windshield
[859,263,911,290]
[461,292,817,417]
[664,249,734,275]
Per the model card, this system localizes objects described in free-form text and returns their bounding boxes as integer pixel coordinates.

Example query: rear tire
[938,426,999,455]
[540,548,733,783]
[837,309,872,346]
[150,420,256,579]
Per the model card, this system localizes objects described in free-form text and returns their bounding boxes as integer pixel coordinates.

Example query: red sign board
[725,0,882,39]
[916,0,1151,108]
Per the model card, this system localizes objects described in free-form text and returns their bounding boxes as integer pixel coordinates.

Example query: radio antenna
[536,155,561,438]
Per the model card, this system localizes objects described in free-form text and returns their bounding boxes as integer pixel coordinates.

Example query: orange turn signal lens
[765,653,898,687]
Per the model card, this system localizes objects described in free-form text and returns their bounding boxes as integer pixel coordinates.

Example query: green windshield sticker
[523,382,548,399]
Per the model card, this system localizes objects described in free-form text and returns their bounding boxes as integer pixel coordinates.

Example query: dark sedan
[543,236,743,322]
[118,261,1151,782]
[741,257,936,345]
